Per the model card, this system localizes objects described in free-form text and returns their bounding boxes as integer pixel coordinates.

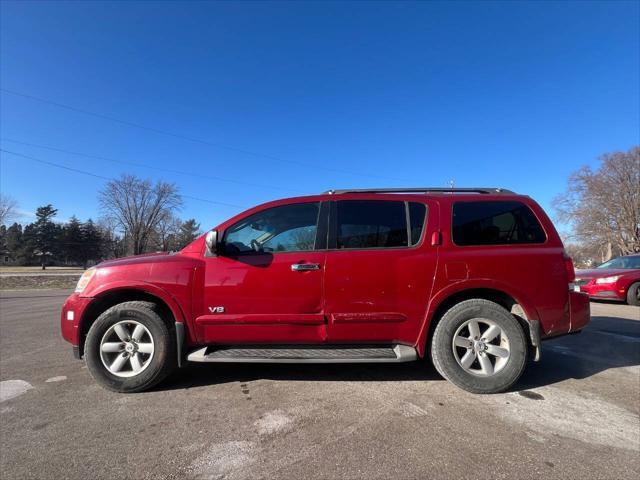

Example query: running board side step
[186,344,417,363]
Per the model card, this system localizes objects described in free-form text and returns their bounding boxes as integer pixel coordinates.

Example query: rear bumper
[60,293,93,347]
[569,290,590,332]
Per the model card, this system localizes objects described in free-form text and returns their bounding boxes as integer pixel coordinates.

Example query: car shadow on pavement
[518,313,640,390]
[154,311,640,393]
[157,360,442,392]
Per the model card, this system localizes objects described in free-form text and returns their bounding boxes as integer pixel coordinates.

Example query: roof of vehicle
[211,186,550,238]
[237,188,530,222]
[323,187,515,195]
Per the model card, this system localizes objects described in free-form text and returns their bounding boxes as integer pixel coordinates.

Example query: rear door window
[452,201,546,246]
[336,200,408,249]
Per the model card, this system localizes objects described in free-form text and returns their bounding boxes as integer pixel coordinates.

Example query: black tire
[431,299,528,394]
[85,301,176,393]
[627,282,640,306]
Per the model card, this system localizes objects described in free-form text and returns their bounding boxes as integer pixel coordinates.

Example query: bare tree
[99,175,183,255]
[563,243,601,269]
[554,146,640,261]
[97,217,125,259]
[152,212,182,252]
[0,195,18,226]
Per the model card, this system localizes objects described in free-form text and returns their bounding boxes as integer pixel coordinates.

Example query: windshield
[597,256,640,269]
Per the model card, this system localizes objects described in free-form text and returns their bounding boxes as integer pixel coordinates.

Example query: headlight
[75,268,97,293]
[595,275,621,285]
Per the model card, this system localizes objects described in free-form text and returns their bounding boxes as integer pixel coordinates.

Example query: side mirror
[205,230,218,255]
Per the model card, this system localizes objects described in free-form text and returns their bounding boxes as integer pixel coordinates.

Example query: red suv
[61,188,590,394]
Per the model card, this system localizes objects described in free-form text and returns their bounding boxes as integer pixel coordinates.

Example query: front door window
[224,202,320,254]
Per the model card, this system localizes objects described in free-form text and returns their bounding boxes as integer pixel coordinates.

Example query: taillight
[563,252,576,283]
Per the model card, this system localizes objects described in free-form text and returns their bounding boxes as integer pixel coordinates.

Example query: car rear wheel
[431,299,528,394]
[85,301,176,393]
[627,282,640,306]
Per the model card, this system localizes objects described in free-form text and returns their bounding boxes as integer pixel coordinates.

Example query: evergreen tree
[81,219,103,267]
[21,223,37,265]
[6,223,22,247]
[5,223,25,264]
[60,216,84,265]
[0,225,6,263]
[178,219,201,249]
[0,206,202,266]
[32,204,59,269]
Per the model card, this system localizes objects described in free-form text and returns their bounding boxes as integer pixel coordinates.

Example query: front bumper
[578,283,626,301]
[60,293,93,347]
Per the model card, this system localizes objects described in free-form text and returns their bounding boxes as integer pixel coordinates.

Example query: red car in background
[574,254,640,306]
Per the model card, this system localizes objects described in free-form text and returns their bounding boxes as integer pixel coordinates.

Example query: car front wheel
[627,282,640,306]
[85,301,176,393]
[431,299,528,394]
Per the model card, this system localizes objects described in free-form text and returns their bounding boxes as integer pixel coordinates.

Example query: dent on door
[324,250,434,342]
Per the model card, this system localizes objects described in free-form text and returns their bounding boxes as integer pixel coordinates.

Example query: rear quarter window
[408,202,427,246]
[452,201,546,246]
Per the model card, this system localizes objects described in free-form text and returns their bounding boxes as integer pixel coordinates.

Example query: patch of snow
[254,410,293,435]
[188,441,255,479]
[490,387,640,451]
[0,380,33,403]
[398,401,430,417]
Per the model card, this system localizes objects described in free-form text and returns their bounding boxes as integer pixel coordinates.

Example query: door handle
[291,263,321,272]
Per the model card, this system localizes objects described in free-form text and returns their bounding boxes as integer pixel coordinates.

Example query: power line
[1,148,109,180]
[0,149,246,209]
[0,88,412,182]
[0,137,305,194]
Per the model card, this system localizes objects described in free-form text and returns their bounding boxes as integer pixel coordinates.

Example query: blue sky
[1,0,638,230]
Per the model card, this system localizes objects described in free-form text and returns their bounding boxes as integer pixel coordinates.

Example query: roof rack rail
[324,187,515,195]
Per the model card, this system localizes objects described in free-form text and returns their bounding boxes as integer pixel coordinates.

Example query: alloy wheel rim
[99,320,154,378]
[452,318,511,377]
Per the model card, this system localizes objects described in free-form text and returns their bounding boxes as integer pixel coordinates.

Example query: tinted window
[452,201,546,246]
[336,201,407,249]
[224,202,320,254]
[409,202,427,246]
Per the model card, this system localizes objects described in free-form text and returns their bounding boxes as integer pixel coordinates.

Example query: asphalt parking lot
[1,290,638,480]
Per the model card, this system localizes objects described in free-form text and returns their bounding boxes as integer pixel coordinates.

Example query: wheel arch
[416,284,541,358]
[78,285,184,360]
